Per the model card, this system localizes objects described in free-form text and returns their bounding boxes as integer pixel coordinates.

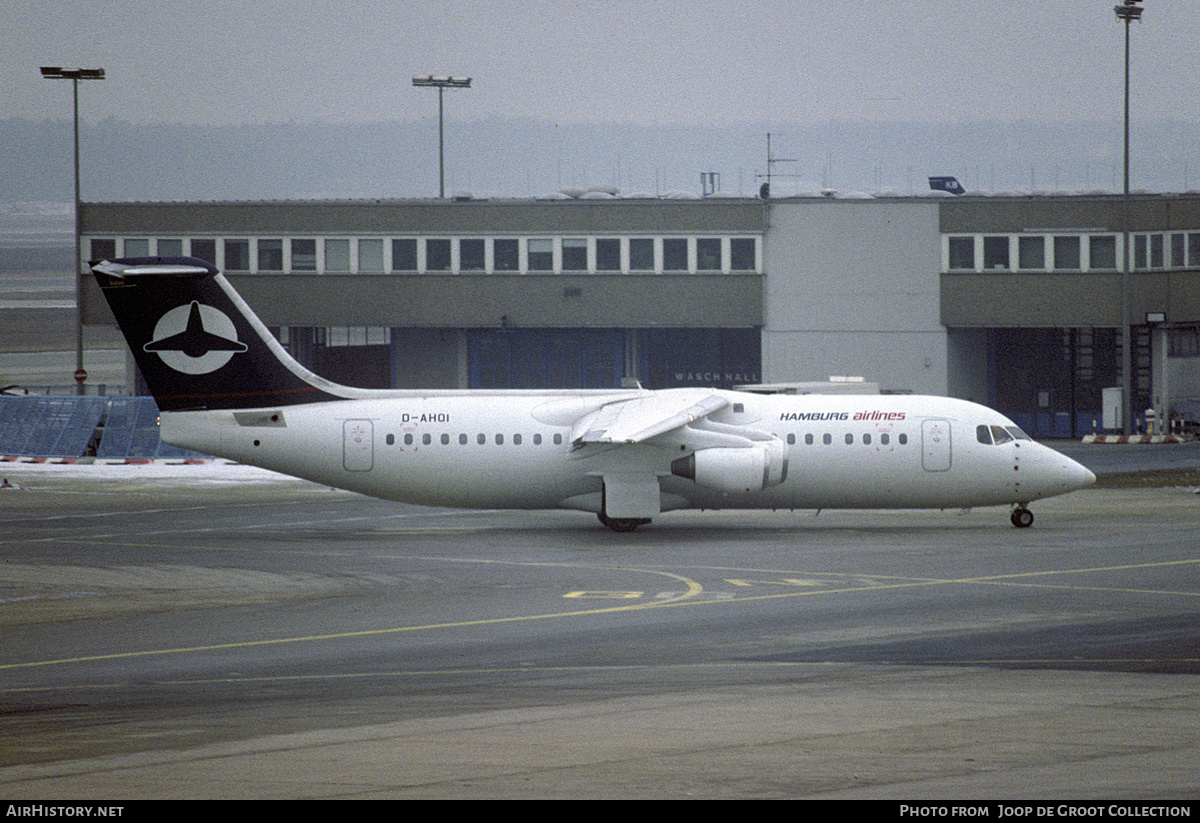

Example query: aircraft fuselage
[161,389,1093,516]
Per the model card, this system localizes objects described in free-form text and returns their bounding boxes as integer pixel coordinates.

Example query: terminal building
[78,192,1200,438]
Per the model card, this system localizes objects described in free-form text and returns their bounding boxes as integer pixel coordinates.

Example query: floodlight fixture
[41,65,105,394]
[1113,1,1142,432]
[412,76,473,197]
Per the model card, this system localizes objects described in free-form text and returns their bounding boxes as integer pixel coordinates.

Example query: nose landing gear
[1010,506,1034,528]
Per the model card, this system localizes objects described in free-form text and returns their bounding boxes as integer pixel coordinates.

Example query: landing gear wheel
[597,513,651,532]
[1011,507,1034,528]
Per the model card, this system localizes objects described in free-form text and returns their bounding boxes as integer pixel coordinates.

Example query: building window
[595,238,621,270]
[426,238,451,271]
[1018,236,1044,269]
[730,237,756,271]
[224,239,250,271]
[291,238,317,271]
[460,238,485,271]
[696,238,722,271]
[124,238,150,257]
[91,238,116,260]
[1171,233,1186,268]
[1053,236,1080,270]
[629,238,654,270]
[1188,234,1200,268]
[190,239,216,265]
[1089,235,1116,270]
[358,239,384,272]
[392,239,417,271]
[493,239,519,271]
[527,238,553,271]
[258,239,283,271]
[562,238,587,271]
[325,326,390,346]
[983,236,1009,270]
[325,239,350,272]
[948,236,974,270]
[662,238,688,271]
[1149,234,1164,269]
[158,238,182,257]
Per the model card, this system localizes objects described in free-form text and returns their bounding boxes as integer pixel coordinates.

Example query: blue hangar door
[468,329,625,389]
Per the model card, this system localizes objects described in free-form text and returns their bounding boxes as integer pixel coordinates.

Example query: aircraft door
[921,419,951,472]
[343,419,374,471]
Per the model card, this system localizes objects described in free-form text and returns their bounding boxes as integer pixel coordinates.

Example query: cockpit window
[978,424,1031,445]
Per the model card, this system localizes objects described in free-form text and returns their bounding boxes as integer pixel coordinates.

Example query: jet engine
[671,441,788,495]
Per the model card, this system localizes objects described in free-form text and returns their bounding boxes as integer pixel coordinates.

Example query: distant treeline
[4,115,1200,204]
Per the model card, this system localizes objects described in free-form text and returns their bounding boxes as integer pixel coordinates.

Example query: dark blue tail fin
[92,257,346,411]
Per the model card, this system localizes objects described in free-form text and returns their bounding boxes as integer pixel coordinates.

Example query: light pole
[1113,1,1142,433]
[40,66,105,395]
[412,76,471,198]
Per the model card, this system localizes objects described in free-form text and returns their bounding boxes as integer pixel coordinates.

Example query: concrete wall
[762,199,946,395]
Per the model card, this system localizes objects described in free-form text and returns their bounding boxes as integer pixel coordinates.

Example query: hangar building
[79,192,1200,438]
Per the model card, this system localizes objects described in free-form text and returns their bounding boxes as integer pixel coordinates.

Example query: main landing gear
[597,512,651,532]
[1010,505,1034,528]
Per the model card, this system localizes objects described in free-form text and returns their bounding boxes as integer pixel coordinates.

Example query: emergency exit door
[921,419,952,472]
[343,419,373,471]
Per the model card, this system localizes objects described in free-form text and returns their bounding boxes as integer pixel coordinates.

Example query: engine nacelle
[671,443,788,495]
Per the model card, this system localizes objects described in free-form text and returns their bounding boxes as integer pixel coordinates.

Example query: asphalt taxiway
[0,445,1197,799]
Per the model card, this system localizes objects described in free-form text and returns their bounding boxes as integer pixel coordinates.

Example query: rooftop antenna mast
[755,133,799,198]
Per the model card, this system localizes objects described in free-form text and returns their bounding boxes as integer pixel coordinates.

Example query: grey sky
[5,1,1197,127]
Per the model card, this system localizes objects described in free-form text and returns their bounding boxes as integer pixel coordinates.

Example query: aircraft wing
[570,390,730,445]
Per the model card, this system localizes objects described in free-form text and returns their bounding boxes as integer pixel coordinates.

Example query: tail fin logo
[144,301,249,374]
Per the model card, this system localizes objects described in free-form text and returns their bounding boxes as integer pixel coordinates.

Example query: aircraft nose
[1074,461,1098,489]
[1060,456,1097,491]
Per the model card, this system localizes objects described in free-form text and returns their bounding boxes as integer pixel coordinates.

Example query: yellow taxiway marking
[1,557,1196,673]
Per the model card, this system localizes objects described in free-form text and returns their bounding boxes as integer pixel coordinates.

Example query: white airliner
[92,257,1096,531]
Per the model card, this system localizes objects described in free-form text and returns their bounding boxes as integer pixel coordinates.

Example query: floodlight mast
[412,76,472,198]
[40,66,106,395]
[1113,1,1142,434]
